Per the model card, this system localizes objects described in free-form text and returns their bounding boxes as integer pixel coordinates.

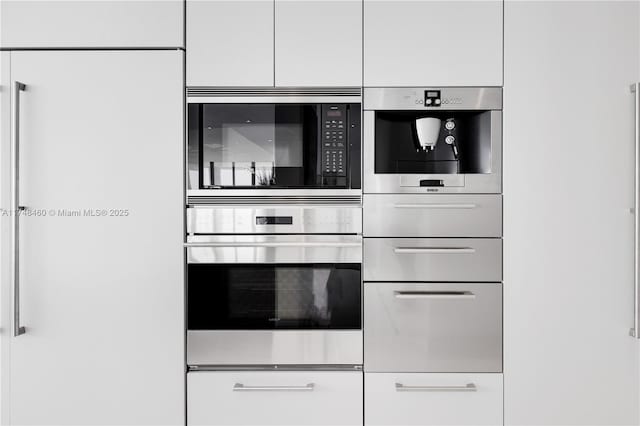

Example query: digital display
[256,216,293,225]
[327,111,342,117]
[427,91,439,97]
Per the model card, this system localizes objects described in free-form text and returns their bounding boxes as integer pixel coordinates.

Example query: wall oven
[364,87,502,194]
[186,206,362,368]
[187,88,362,204]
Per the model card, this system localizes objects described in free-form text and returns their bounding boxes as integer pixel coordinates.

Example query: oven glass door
[188,263,361,330]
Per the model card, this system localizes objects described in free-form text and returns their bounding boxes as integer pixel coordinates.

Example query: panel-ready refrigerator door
[1,50,184,425]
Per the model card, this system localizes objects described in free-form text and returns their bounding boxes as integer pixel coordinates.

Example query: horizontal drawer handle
[393,247,476,254]
[395,383,477,392]
[394,291,476,300]
[186,242,361,248]
[394,203,477,209]
[233,383,315,392]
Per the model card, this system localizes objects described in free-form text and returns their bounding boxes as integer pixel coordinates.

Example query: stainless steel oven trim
[186,235,363,264]
[187,87,361,98]
[188,189,363,197]
[186,189,363,206]
[363,109,502,194]
[188,365,363,371]
[187,330,363,366]
[187,205,362,235]
[188,96,362,104]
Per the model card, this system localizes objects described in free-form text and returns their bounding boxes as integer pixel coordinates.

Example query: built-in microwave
[187,88,361,204]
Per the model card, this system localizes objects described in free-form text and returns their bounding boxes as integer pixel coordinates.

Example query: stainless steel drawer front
[364,283,502,372]
[187,205,362,235]
[187,235,362,264]
[363,194,502,238]
[364,238,502,282]
[188,330,363,366]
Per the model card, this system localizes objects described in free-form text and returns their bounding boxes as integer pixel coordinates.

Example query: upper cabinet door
[187,0,275,87]
[364,0,503,87]
[275,0,362,87]
[0,0,183,48]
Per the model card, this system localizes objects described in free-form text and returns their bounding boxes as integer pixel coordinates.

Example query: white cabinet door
[1,51,184,425]
[0,1,183,48]
[364,0,503,87]
[187,0,274,86]
[188,371,363,425]
[365,373,503,426]
[275,0,362,87]
[504,2,639,425]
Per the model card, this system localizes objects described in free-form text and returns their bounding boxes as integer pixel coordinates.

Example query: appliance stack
[362,87,504,425]
[185,88,365,426]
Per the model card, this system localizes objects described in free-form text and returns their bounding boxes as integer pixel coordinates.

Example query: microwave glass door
[188,263,361,330]
[375,110,493,175]
[188,103,357,190]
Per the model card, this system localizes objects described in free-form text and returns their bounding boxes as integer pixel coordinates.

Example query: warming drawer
[188,371,363,426]
[364,282,502,372]
[363,238,502,282]
[363,194,502,238]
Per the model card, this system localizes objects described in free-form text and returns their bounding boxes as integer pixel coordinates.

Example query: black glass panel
[188,264,361,330]
[197,104,321,188]
[187,103,361,190]
[375,110,490,174]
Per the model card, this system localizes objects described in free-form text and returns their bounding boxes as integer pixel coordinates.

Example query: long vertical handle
[632,83,640,338]
[11,81,26,337]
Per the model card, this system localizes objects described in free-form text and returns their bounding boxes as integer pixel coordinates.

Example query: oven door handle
[185,242,362,248]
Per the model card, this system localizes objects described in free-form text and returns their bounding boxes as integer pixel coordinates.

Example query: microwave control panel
[321,105,347,177]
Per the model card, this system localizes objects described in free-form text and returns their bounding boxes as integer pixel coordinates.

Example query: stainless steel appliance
[364,87,502,193]
[187,88,361,205]
[186,206,363,367]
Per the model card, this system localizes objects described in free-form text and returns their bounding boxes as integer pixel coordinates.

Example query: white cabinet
[504,2,639,425]
[364,0,503,86]
[188,371,363,425]
[0,0,183,48]
[187,0,274,86]
[0,50,184,425]
[187,0,362,87]
[365,373,503,426]
[275,0,362,87]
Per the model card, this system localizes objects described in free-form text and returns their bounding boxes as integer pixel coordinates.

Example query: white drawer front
[188,371,363,426]
[364,238,502,282]
[364,194,502,238]
[365,373,503,426]
[365,283,502,373]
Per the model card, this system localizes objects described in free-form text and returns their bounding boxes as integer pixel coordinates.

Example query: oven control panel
[322,105,347,177]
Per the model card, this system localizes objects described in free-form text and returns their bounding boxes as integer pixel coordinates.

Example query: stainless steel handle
[395,383,477,392]
[633,83,640,338]
[394,291,476,300]
[393,247,476,254]
[394,203,477,209]
[233,383,315,392]
[11,81,26,337]
[185,242,361,248]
